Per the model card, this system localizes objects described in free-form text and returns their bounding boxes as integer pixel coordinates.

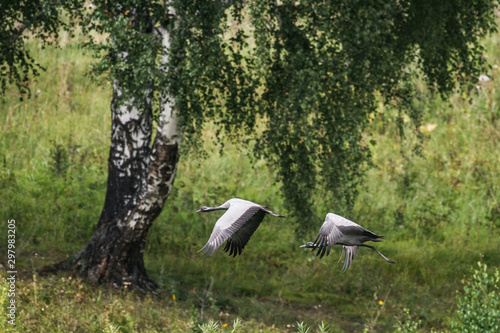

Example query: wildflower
[172,294,176,301]
[223,323,228,327]
[379,300,384,305]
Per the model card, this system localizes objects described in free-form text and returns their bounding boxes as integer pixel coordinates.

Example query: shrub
[451,261,500,333]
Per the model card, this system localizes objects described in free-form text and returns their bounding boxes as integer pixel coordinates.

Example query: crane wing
[223,208,267,257]
[313,213,366,258]
[313,217,343,258]
[199,205,264,256]
[199,224,231,256]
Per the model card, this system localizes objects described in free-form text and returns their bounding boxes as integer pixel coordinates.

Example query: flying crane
[198,198,285,257]
[301,213,396,271]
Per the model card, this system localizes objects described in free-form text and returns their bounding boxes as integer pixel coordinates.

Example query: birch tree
[2,0,498,290]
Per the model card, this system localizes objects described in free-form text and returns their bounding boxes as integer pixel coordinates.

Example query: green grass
[1,29,500,332]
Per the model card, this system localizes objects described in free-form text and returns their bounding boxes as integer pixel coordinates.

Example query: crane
[301,213,396,271]
[197,198,285,257]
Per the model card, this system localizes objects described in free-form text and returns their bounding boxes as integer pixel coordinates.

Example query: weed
[364,289,391,332]
[295,322,311,333]
[395,308,421,333]
[295,321,332,333]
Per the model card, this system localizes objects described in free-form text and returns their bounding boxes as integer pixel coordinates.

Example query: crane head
[196,206,210,213]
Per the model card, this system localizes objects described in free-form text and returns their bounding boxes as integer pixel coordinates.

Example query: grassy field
[1,28,500,332]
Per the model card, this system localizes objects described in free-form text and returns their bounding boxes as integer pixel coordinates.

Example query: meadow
[0,29,500,332]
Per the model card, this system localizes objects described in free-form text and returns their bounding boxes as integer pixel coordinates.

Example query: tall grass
[1,35,110,259]
[1,29,499,332]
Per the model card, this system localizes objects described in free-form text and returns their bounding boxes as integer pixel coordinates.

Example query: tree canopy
[2,0,498,228]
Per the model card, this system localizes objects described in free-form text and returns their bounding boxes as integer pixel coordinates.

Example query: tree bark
[54,26,180,291]
[98,83,153,228]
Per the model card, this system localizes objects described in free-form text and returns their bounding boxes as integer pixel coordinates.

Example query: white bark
[111,92,152,178]
[156,24,182,146]
[125,24,182,230]
[113,50,153,168]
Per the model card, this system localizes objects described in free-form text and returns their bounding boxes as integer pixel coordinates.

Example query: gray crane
[301,213,396,271]
[197,198,285,257]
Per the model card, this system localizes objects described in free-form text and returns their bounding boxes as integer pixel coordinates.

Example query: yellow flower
[172,294,176,301]
[223,323,228,327]
[379,300,384,305]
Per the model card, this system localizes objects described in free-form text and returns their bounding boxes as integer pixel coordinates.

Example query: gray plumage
[198,198,285,257]
[301,213,396,271]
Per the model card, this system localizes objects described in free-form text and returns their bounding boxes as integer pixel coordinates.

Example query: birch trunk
[99,82,153,227]
[58,26,180,291]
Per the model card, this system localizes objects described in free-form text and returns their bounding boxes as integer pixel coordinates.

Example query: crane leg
[362,245,396,264]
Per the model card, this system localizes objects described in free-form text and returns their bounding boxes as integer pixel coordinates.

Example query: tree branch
[10,6,46,46]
